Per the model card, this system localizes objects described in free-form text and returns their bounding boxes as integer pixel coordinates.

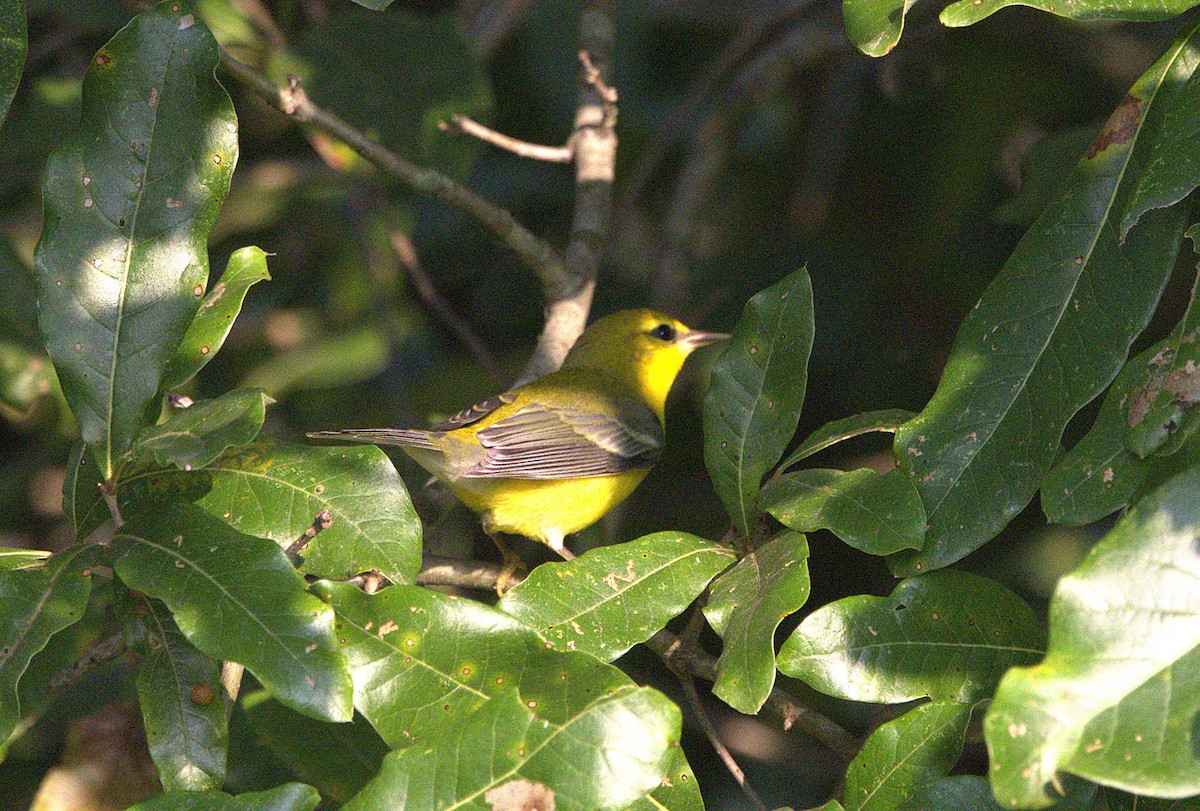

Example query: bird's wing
[306,427,444,449]
[431,393,517,431]
[463,401,664,480]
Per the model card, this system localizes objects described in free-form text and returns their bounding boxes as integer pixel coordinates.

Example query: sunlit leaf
[704,268,815,537]
[941,0,1200,30]
[778,570,1044,703]
[33,1,237,479]
[986,466,1200,808]
[127,783,320,811]
[497,532,736,661]
[132,388,271,471]
[625,746,705,811]
[842,0,917,57]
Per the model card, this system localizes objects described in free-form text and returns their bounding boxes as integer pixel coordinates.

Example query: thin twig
[678,672,768,811]
[440,115,574,163]
[49,632,129,693]
[285,509,333,560]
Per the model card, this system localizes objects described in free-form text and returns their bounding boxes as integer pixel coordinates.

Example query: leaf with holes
[112,502,352,723]
[33,1,237,479]
[704,268,814,537]
[497,532,736,662]
[131,388,271,471]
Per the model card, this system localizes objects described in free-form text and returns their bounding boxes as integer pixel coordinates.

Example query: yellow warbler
[309,309,727,556]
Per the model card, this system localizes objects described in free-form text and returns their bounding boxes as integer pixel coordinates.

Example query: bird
[309,309,728,566]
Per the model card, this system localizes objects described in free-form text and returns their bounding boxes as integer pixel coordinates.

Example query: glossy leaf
[0,547,49,570]
[1042,332,1200,525]
[762,468,925,555]
[625,746,704,811]
[842,0,915,57]
[131,388,271,471]
[162,246,271,390]
[703,531,810,714]
[126,597,227,791]
[941,0,1200,29]
[779,409,915,471]
[0,544,95,743]
[892,33,1194,575]
[112,502,353,723]
[33,1,237,479]
[316,581,636,749]
[127,783,320,811]
[497,532,736,661]
[895,775,1007,811]
[0,0,25,127]
[843,701,973,811]
[704,268,815,536]
[342,687,679,811]
[986,466,1200,808]
[241,690,388,805]
[778,570,1044,703]
[73,438,420,584]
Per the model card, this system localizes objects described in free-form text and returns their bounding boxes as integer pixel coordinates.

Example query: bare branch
[49,633,129,693]
[285,509,333,560]
[440,115,574,163]
[416,555,521,591]
[677,672,768,811]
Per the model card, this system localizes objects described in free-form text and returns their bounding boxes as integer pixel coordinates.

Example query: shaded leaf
[0,544,96,743]
[497,532,736,662]
[132,388,271,471]
[162,246,271,390]
[342,687,679,811]
[986,466,1200,808]
[127,783,320,811]
[0,240,38,345]
[704,268,815,536]
[941,0,1200,30]
[240,326,389,399]
[112,502,353,723]
[778,570,1044,703]
[0,340,70,432]
[33,1,237,479]
[0,0,25,127]
[994,127,1102,227]
[892,33,1194,574]
[73,438,420,585]
[842,0,917,57]
[762,468,925,555]
[316,581,636,749]
[703,530,810,714]
[779,409,915,471]
[844,701,973,811]
[895,775,1007,811]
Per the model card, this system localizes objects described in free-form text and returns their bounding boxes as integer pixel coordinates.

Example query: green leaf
[0,544,96,743]
[941,0,1200,29]
[162,246,271,390]
[0,240,38,345]
[112,502,353,723]
[842,0,918,57]
[762,468,925,555]
[843,701,974,811]
[703,530,810,714]
[124,596,227,791]
[497,532,736,662]
[73,438,420,585]
[986,465,1200,808]
[131,388,271,471]
[994,126,1102,227]
[779,409,916,471]
[315,581,637,749]
[0,0,25,127]
[342,687,680,811]
[0,547,49,570]
[891,32,1194,575]
[778,570,1044,703]
[241,690,388,805]
[0,339,70,431]
[704,268,815,537]
[127,783,320,811]
[894,775,1007,811]
[32,1,237,479]
[1042,332,1200,525]
[625,746,704,811]
[240,326,389,399]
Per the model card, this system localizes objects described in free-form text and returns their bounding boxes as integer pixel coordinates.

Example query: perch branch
[49,632,129,693]
[440,115,574,163]
[677,672,768,811]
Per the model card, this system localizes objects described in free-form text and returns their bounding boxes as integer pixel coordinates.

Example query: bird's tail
[306,428,444,450]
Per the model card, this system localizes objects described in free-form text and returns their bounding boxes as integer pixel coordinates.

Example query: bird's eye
[648,323,677,341]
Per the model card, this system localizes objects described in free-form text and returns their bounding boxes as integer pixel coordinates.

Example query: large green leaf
[842,0,917,57]
[342,687,680,811]
[703,530,810,714]
[112,503,353,723]
[33,1,237,480]
[941,0,1200,29]
[162,246,270,390]
[315,581,636,749]
[0,544,96,743]
[73,438,420,584]
[891,30,1196,575]
[762,468,925,555]
[895,775,1008,811]
[497,532,736,662]
[985,466,1200,808]
[127,783,320,811]
[131,388,271,471]
[625,746,704,811]
[843,701,974,811]
[704,268,815,537]
[124,596,227,791]
[778,570,1044,704]
[778,409,915,471]
[0,0,24,128]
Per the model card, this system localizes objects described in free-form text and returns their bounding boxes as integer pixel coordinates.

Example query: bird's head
[562,309,729,419]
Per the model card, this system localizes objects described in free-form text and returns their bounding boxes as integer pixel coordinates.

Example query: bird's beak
[681,330,731,350]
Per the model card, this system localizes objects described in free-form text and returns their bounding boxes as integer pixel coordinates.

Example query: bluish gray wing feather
[464,403,663,479]
[307,428,444,449]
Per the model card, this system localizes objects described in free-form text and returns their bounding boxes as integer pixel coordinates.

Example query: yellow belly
[448,470,649,545]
